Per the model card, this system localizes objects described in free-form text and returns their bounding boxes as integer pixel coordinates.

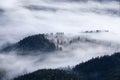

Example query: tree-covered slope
[73,53,120,80]
[13,53,120,80]
[2,34,56,52]
[13,69,85,80]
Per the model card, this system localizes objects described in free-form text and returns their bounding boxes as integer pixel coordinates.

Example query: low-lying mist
[1,35,120,80]
[0,0,120,80]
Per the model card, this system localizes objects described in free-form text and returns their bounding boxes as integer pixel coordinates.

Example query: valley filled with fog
[0,0,120,80]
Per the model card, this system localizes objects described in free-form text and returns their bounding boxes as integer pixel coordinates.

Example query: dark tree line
[73,52,120,80]
[13,69,85,80]
[13,52,120,80]
[16,34,56,51]
[1,34,56,54]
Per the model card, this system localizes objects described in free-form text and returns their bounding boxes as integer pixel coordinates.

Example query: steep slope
[2,34,56,53]
[13,52,120,80]
[73,52,120,80]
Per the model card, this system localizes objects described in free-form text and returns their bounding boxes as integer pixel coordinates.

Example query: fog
[0,0,120,80]
[1,40,120,80]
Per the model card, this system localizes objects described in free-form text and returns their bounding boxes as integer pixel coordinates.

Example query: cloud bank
[0,0,120,80]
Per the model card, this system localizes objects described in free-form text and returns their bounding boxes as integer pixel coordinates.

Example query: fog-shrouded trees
[1,34,56,54]
[13,53,120,80]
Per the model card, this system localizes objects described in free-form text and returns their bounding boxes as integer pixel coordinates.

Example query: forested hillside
[13,69,86,80]
[2,34,56,53]
[13,52,120,80]
[73,52,120,80]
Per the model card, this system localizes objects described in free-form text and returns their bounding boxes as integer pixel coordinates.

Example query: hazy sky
[0,0,119,40]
